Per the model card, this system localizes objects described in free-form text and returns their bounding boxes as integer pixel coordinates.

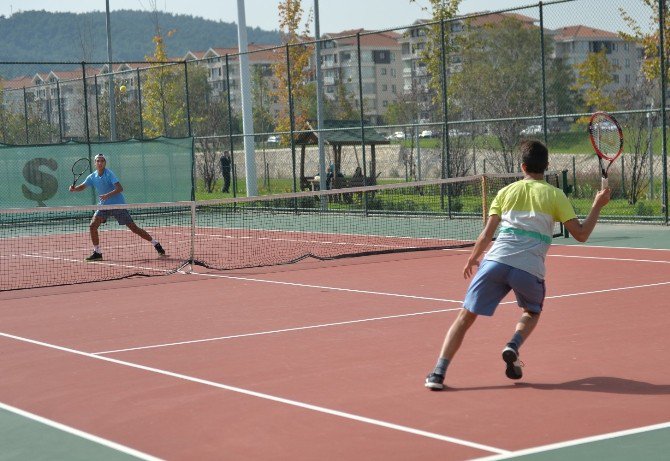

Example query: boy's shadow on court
[456,377,670,395]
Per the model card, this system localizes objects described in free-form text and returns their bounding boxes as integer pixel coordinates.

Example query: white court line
[93,278,670,355]
[550,254,670,264]
[0,401,162,461]
[471,421,670,461]
[553,242,670,252]
[92,306,463,355]
[0,331,509,456]
[22,254,173,274]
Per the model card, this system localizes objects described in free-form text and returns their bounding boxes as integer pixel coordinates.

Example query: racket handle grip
[601,177,608,189]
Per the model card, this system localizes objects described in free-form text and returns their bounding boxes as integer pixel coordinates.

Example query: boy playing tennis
[69,153,165,261]
[425,140,610,390]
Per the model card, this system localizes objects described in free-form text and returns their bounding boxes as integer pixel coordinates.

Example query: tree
[272,0,315,188]
[188,61,240,193]
[142,30,187,138]
[620,1,669,83]
[409,0,461,111]
[324,74,357,121]
[252,64,275,141]
[450,16,544,173]
[571,50,617,121]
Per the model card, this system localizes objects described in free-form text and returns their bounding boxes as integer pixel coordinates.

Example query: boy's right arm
[69,184,86,192]
[563,188,611,242]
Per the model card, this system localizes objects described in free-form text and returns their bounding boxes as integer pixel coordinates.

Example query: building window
[373,50,391,64]
[383,100,388,107]
[380,68,387,75]
[382,84,388,91]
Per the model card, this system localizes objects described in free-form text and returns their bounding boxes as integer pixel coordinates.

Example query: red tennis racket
[588,111,623,189]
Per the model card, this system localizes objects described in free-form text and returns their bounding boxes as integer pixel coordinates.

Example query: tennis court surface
[1,216,669,460]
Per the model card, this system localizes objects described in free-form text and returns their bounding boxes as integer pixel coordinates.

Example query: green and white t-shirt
[485,179,576,279]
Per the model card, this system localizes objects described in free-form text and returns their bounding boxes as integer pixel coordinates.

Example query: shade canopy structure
[294,120,390,190]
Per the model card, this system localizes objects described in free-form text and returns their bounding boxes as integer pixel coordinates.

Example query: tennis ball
[119,85,127,93]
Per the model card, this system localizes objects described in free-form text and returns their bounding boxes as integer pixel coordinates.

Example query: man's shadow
[452,377,670,395]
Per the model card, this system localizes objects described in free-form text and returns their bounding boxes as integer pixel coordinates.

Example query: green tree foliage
[251,65,276,140]
[188,62,240,193]
[142,31,187,138]
[272,0,315,140]
[572,50,617,120]
[409,0,461,112]
[451,17,544,172]
[620,1,669,82]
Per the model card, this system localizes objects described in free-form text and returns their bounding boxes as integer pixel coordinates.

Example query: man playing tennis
[69,153,165,261]
[425,140,610,390]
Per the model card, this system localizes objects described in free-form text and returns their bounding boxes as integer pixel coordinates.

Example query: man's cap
[94,154,106,161]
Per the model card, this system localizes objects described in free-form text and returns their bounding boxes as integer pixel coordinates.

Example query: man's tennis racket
[71,157,91,187]
[588,111,623,189]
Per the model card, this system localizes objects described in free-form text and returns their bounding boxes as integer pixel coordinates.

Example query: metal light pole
[236,0,258,196]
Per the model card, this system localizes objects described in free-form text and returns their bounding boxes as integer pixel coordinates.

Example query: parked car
[267,135,280,144]
[520,125,544,135]
[419,130,434,138]
[448,129,471,137]
[386,131,406,140]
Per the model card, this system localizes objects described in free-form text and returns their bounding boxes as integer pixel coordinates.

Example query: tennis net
[0,171,564,291]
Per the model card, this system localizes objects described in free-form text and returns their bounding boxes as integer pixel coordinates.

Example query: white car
[386,131,405,140]
[520,125,543,135]
[448,129,470,137]
[419,130,434,138]
[267,135,280,144]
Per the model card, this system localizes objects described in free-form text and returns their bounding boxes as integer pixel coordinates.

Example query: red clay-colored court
[1,238,669,460]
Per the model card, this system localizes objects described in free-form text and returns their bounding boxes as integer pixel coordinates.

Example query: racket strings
[590,116,622,161]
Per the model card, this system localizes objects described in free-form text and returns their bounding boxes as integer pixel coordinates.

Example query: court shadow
[451,377,670,395]
[518,377,670,395]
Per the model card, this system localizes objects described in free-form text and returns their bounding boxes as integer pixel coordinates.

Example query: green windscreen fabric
[0,137,193,208]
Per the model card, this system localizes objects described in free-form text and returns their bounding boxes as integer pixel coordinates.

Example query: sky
[0,0,654,34]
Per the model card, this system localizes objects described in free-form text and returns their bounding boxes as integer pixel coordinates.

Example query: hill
[0,10,281,78]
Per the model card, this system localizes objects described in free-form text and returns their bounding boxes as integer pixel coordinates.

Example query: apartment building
[183,44,282,118]
[319,29,403,124]
[552,25,643,90]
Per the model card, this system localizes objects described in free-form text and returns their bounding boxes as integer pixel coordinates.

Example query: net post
[481,174,488,225]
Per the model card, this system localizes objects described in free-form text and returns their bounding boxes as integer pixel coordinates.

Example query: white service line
[550,254,670,264]
[0,331,508,456]
[188,270,463,302]
[0,401,163,461]
[471,421,670,461]
[93,277,670,355]
[92,306,463,355]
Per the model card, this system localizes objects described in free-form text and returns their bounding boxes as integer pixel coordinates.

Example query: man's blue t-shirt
[83,168,126,205]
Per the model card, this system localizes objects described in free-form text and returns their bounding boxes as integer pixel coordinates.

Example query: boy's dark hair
[520,140,548,173]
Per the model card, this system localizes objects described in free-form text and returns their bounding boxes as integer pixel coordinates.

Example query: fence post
[81,62,91,144]
[184,61,192,137]
[572,155,577,197]
[136,68,144,139]
[659,0,668,223]
[286,43,298,194]
[225,55,237,198]
[56,81,63,142]
[22,87,29,144]
[539,1,549,142]
[440,18,452,216]
[94,75,101,141]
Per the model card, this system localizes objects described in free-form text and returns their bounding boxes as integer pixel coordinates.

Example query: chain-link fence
[1,0,668,221]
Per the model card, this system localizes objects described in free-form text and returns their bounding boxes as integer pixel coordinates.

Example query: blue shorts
[463,260,545,316]
[94,209,134,226]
